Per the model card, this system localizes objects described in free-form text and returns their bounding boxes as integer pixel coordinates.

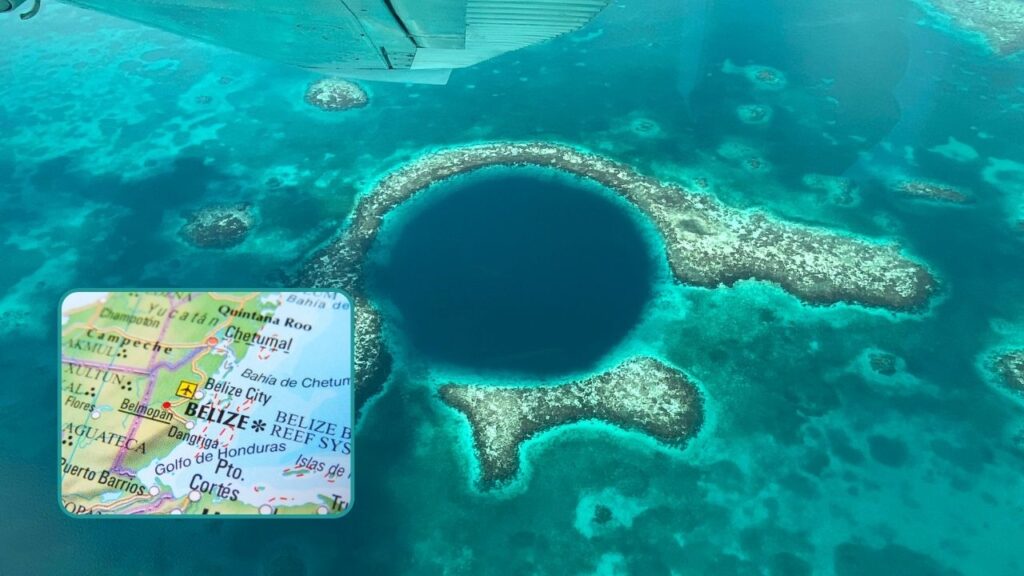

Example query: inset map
[59,291,353,517]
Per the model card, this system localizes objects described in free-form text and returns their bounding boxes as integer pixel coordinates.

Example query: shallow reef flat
[925,0,1024,55]
[301,141,936,406]
[438,357,703,488]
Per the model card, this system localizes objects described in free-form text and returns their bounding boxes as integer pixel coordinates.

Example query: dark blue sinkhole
[365,168,657,376]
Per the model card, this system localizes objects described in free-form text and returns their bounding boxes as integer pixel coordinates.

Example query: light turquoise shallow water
[2,1,1024,574]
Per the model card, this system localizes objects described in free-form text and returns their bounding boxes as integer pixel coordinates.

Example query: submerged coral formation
[994,350,1024,395]
[716,140,772,174]
[723,60,788,91]
[304,78,368,111]
[736,104,773,125]
[981,157,1024,231]
[925,0,1024,55]
[869,352,899,376]
[438,357,703,488]
[179,203,254,248]
[803,173,861,207]
[301,141,936,405]
[896,180,972,204]
[629,117,663,138]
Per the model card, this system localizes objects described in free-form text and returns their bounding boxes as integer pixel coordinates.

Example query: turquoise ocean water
[2,1,1024,574]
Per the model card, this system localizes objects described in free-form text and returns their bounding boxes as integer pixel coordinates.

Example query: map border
[57,288,356,520]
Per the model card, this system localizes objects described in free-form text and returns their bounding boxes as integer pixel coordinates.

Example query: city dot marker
[194,391,204,400]
[162,401,171,409]
[188,490,201,502]
[90,410,100,419]
[185,421,195,430]
[207,337,218,346]
[317,506,329,515]
[170,509,182,515]
[259,504,273,515]
[149,486,159,496]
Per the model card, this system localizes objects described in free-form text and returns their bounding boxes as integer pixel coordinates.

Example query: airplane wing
[3,0,611,84]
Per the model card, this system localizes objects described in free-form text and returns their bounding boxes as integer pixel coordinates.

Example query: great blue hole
[366,168,656,376]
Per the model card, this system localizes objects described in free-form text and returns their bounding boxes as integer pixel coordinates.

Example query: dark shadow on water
[22,154,296,288]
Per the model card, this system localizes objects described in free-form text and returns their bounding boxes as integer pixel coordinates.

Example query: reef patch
[922,0,1024,55]
[736,104,774,126]
[179,203,254,249]
[304,78,368,111]
[723,59,788,91]
[993,350,1024,396]
[438,356,703,488]
[869,352,899,376]
[895,180,973,205]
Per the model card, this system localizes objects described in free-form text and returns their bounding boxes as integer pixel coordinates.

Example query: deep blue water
[367,170,656,376]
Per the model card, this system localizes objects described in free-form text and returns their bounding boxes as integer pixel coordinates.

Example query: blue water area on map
[367,170,656,376]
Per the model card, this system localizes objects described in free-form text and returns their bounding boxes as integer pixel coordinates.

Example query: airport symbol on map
[59,291,354,517]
